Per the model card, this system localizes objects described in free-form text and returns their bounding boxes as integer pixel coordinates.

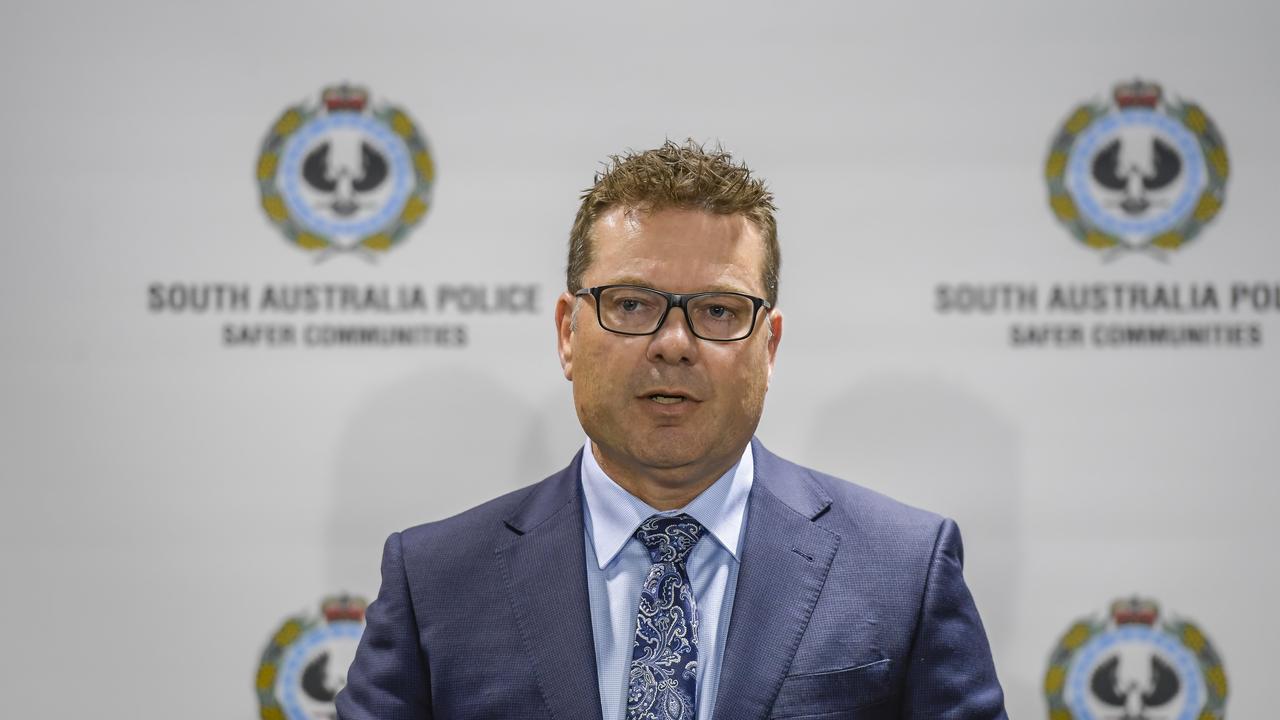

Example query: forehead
[585,206,766,295]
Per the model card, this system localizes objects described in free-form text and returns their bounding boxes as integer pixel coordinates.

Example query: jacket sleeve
[336,531,433,720]
[900,518,1007,719]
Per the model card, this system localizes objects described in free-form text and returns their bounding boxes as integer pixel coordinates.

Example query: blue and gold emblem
[1044,597,1227,720]
[1046,80,1228,257]
[257,84,435,257]
[256,595,367,720]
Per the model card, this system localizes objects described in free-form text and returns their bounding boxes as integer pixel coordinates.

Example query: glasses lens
[597,286,667,333]
[687,293,757,340]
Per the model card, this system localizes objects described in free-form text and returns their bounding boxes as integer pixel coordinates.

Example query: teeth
[650,395,685,404]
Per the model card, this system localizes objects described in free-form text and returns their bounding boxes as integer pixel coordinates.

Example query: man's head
[567,140,781,306]
[555,141,784,503]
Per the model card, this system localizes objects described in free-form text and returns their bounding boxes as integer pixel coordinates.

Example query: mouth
[649,394,686,405]
[641,389,698,405]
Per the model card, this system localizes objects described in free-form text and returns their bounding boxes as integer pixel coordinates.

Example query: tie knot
[634,513,704,565]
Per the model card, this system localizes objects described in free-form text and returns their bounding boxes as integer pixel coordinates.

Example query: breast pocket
[769,658,895,719]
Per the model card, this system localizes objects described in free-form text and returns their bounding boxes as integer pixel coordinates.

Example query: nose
[645,306,699,365]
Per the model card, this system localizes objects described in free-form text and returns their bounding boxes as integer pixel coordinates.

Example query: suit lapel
[711,439,841,720]
[495,452,604,720]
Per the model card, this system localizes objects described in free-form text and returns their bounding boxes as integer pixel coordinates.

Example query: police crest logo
[1044,597,1228,720]
[256,595,367,720]
[1045,80,1229,257]
[257,84,435,257]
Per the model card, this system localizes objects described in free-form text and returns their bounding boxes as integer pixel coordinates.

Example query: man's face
[555,206,783,486]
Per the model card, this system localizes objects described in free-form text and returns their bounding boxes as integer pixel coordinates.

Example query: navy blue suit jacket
[336,439,1007,719]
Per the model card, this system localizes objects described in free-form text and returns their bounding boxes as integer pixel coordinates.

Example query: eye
[696,303,740,325]
[614,295,653,313]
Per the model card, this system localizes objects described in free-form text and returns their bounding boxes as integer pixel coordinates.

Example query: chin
[629,432,727,471]
[626,445,695,469]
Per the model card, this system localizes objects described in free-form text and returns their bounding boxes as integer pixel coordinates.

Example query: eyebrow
[602,276,755,295]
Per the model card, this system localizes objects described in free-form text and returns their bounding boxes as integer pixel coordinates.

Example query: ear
[764,308,783,385]
[554,291,576,380]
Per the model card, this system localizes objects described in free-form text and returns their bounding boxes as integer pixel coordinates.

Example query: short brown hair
[567,140,780,305]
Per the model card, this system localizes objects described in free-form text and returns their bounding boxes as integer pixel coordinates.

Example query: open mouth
[648,394,687,405]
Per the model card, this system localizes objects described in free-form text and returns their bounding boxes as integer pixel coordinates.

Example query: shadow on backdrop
[325,365,579,595]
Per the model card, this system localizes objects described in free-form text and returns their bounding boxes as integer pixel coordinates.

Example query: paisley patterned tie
[627,513,705,720]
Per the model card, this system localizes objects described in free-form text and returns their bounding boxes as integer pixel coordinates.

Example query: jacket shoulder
[767,450,948,550]
[398,482,534,548]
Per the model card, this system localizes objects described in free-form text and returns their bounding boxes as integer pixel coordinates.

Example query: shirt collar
[580,440,754,570]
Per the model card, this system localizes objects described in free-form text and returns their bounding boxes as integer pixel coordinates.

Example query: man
[336,141,1007,720]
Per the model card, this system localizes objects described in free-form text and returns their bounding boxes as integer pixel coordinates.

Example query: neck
[590,442,741,511]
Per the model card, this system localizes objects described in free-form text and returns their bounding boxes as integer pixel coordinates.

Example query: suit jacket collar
[748,436,833,520]
[495,449,604,720]
[710,439,840,720]
[497,439,839,720]
[501,447,585,535]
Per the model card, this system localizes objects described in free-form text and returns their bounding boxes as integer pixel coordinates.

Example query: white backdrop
[2,2,1277,718]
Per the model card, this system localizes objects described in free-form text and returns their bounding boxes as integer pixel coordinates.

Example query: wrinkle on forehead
[605,268,753,296]
[590,207,764,295]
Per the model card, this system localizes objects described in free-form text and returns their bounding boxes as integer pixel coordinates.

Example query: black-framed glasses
[574,284,772,342]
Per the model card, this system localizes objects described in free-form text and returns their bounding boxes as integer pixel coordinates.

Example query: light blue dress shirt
[580,441,754,720]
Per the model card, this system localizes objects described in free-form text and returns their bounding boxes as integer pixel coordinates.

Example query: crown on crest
[1113,79,1163,109]
[1110,596,1160,626]
[321,594,368,622]
[322,84,369,112]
